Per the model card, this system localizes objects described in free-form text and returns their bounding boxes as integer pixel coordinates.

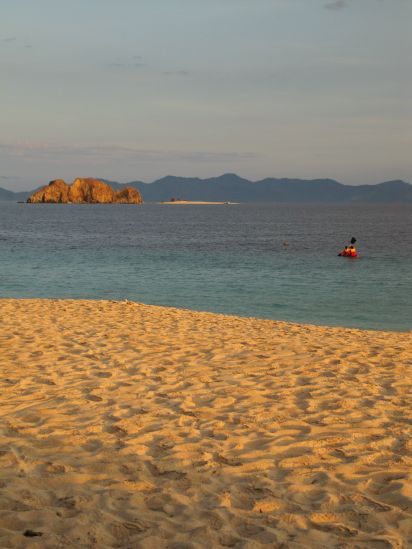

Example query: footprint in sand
[109,519,148,540]
[94,371,113,378]
[81,439,103,453]
[85,394,103,402]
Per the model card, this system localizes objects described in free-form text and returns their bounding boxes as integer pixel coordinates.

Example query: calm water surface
[0,202,411,331]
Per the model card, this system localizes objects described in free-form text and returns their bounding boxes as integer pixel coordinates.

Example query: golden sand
[159,201,231,205]
[0,298,411,548]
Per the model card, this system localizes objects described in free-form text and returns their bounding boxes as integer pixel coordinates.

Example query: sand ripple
[0,299,411,548]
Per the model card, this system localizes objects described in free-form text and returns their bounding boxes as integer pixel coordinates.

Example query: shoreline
[0,297,409,334]
[1,298,411,547]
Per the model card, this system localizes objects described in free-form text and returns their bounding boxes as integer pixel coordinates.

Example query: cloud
[176,150,256,162]
[1,37,33,48]
[163,70,192,77]
[0,142,256,164]
[108,56,192,77]
[109,54,146,69]
[324,0,349,10]
[110,61,146,69]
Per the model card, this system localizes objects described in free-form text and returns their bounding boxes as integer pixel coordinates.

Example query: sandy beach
[0,298,411,548]
[159,201,235,205]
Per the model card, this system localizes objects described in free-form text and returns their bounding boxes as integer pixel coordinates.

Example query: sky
[1,0,411,190]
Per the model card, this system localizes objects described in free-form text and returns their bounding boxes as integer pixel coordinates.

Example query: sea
[0,201,411,332]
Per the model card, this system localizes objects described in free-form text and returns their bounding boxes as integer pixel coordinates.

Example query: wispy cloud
[109,56,192,77]
[324,0,349,10]
[0,142,256,164]
[1,36,33,48]
[108,54,146,69]
[163,70,192,77]
[110,62,146,68]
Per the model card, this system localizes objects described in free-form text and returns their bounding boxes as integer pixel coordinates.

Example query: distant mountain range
[1,174,412,203]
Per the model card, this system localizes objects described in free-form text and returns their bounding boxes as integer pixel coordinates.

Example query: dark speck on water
[0,202,411,331]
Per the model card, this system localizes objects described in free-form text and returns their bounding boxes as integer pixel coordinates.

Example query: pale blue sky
[1,0,411,189]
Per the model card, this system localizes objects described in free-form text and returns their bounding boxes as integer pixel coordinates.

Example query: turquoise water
[0,202,411,331]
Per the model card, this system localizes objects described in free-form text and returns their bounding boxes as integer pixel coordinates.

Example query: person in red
[338,237,358,257]
[348,245,358,257]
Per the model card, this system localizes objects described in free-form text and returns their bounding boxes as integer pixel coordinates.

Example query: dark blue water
[0,202,411,331]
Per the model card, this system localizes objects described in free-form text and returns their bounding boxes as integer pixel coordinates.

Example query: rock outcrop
[27,178,143,204]
[114,186,143,204]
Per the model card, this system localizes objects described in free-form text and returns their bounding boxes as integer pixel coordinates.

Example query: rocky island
[27,178,143,204]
